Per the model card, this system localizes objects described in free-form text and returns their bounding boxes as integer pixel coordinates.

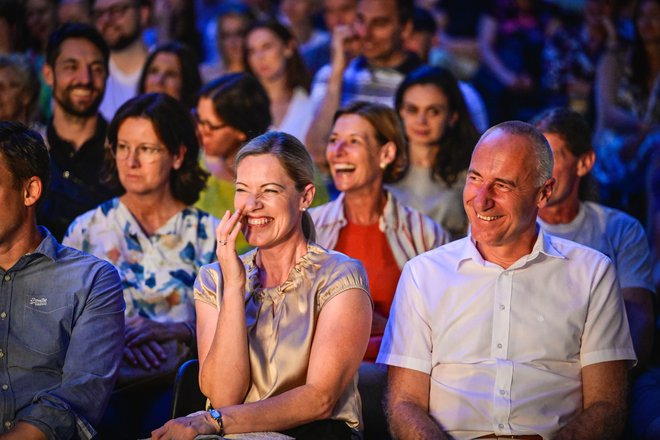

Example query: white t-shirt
[275,86,314,144]
[99,57,142,122]
[538,201,654,291]
[378,229,636,440]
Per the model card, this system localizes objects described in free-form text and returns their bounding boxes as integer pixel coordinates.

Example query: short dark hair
[244,19,311,93]
[0,121,50,194]
[138,42,202,110]
[531,107,593,158]
[396,0,414,25]
[199,73,271,141]
[395,65,478,185]
[333,101,408,184]
[46,22,109,69]
[412,6,436,34]
[106,93,208,205]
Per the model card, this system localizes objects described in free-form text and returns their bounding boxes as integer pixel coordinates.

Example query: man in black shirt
[40,23,120,240]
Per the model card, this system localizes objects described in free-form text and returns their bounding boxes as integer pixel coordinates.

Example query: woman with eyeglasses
[63,93,219,438]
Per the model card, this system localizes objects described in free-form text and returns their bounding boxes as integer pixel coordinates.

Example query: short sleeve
[193,263,223,309]
[614,218,654,291]
[317,254,370,309]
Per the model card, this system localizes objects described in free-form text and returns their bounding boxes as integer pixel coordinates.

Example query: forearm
[387,400,448,440]
[624,294,655,370]
[200,288,250,407]
[305,72,343,172]
[221,383,339,434]
[554,400,626,440]
[0,422,47,440]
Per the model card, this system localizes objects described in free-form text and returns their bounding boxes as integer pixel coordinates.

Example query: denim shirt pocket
[17,292,73,356]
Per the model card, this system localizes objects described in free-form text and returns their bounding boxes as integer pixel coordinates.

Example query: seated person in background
[0,121,124,440]
[138,42,202,110]
[389,65,480,239]
[379,121,636,440]
[533,107,655,370]
[152,132,372,440]
[310,101,448,362]
[63,93,218,438]
[0,53,41,126]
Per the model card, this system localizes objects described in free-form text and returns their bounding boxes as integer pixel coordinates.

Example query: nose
[416,111,427,124]
[75,66,92,85]
[472,183,494,212]
[242,192,262,213]
[126,147,140,167]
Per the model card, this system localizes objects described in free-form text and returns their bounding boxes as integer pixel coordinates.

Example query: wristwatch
[208,407,224,436]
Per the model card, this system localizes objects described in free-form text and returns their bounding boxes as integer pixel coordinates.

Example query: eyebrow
[235,181,286,189]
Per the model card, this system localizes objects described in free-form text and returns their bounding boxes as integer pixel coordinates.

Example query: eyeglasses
[93,2,135,22]
[191,108,227,132]
[110,142,166,164]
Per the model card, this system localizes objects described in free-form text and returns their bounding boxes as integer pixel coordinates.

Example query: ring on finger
[218,239,228,246]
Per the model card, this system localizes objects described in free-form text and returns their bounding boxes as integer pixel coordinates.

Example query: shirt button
[4,421,11,429]
[1,384,7,391]
[3,274,10,281]
[0,350,4,358]
[499,389,506,395]
[63,170,70,178]
[497,343,503,348]
[0,312,5,319]
[498,424,505,429]
[499,304,505,310]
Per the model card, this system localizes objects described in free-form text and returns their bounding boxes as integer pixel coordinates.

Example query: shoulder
[545,232,613,268]
[388,192,449,242]
[309,197,343,224]
[64,198,120,239]
[54,240,121,281]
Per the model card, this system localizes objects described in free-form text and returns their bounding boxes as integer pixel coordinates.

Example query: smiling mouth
[476,213,503,221]
[246,217,273,226]
[332,163,356,173]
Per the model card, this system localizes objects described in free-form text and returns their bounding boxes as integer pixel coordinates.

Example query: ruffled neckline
[244,242,323,302]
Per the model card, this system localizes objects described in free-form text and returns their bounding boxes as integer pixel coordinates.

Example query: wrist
[208,408,225,436]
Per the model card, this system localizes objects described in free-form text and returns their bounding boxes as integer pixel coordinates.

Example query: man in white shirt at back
[378,121,636,440]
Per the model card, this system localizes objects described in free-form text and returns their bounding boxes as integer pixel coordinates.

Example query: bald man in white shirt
[378,121,636,440]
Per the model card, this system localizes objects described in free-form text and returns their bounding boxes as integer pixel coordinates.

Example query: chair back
[171,359,207,418]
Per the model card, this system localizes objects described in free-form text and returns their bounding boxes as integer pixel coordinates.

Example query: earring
[379,162,387,170]
[301,207,307,212]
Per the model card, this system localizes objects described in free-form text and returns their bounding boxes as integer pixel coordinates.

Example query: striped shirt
[309,191,449,269]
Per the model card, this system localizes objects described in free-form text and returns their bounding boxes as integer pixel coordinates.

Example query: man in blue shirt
[0,121,124,439]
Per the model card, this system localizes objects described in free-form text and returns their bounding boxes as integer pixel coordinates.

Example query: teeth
[333,163,356,171]
[477,214,501,221]
[247,217,272,225]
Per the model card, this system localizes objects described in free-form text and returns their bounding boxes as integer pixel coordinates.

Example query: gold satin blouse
[194,242,371,430]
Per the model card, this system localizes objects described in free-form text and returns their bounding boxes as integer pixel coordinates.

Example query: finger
[148,339,167,361]
[140,344,161,368]
[218,209,243,252]
[123,347,138,366]
[227,209,244,242]
[133,345,152,369]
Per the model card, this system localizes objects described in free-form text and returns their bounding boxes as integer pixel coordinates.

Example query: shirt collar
[28,226,61,262]
[354,51,423,74]
[456,225,566,270]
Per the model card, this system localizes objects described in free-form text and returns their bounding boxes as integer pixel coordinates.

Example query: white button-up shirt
[378,229,636,440]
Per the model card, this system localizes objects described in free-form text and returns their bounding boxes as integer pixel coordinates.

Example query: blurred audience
[138,42,202,110]
[390,65,479,239]
[245,19,314,142]
[0,53,41,126]
[64,93,217,439]
[0,0,27,54]
[39,23,119,241]
[57,0,92,24]
[593,0,660,223]
[93,0,150,121]
[147,0,202,60]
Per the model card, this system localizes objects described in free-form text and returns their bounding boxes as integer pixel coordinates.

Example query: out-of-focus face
[115,117,182,197]
[354,0,409,66]
[93,0,144,51]
[541,132,586,208]
[584,0,613,30]
[195,96,246,158]
[235,153,311,249]
[143,52,183,101]
[324,0,357,30]
[463,128,553,260]
[326,113,390,195]
[58,0,92,24]
[0,67,29,122]
[26,0,57,47]
[44,37,107,117]
[280,0,315,26]
[399,83,456,147]
[218,13,249,67]
[246,28,290,83]
[405,30,434,62]
[636,0,660,44]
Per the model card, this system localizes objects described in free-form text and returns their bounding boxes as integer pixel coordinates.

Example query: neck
[0,221,43,271]
[343,185,387,225]
[256,232,308,287]
[111,40,148,74]
[52,110,98,150]
[291,23,311,44]
[262,75,291,100]
[409,141,439,167]
[368,49,407,69]
[120,191,185,236]
[538,197,580,225]
[205,153,236,180]
[476,228,538,270]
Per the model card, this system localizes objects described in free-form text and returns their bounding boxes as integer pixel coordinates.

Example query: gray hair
[0,54,40,122]
[235,131,316,242]
[477,121,553,187]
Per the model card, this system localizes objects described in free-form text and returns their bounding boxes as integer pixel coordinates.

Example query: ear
[401,18,414,41]
[536,177,555,209]
[23,176,43,208]
[576,150,595,177]
[300,182,316,210]
[172,145,187,170]
[378,141,396,169]
[43,63,54,88]
[448,111,458,128]
[285,40,296,59]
